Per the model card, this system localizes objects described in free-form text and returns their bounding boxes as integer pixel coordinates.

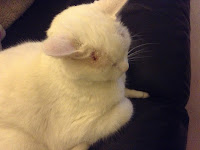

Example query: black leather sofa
[2,0,191,150]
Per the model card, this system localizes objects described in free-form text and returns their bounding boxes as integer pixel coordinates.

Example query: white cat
[0,0,149,150]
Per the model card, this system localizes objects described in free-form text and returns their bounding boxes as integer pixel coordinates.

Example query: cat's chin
[109,73,126,81]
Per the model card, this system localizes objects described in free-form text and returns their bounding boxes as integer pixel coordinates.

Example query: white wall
[186,0,200,150]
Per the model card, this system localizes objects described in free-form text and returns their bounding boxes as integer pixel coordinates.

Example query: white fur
[94,0,128,17]
[0,0,148,150]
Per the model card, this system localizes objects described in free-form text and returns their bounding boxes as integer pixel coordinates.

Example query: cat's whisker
[128,61,145,64]
[128,49,150,58]
[128,59,148,63]
[128,51,152,60]
[131,33,145,38]
[131,38,144,42]
[131,39,144,43]
[128,56,152,61]
[128,46,145,55]
[128,48,150,57]
[128,43,158,55]
[128,43,153,54]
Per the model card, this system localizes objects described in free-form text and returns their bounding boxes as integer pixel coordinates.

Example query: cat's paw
[125,88,150,98]
[142,92,150,98]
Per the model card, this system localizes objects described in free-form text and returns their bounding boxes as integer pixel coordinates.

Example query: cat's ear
[94,0,128,17]
[43,36,84,58]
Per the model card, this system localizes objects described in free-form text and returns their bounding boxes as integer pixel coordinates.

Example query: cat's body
[0,0,148,150]
[0,42,132,150]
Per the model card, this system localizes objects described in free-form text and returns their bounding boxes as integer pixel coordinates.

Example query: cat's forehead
[48,3,130,60]
[68,6,129,57]
[63,8,125,42]
[65,5,116,24]
[49,4,126,38]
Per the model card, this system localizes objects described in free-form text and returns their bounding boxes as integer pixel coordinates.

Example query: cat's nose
[119,62,129,72]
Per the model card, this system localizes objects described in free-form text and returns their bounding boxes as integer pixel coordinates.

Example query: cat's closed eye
[120,31,125,37]
[90,51,98,61]
[112,63,117,67]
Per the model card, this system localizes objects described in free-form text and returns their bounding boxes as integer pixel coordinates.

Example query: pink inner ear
[43,36,75,57]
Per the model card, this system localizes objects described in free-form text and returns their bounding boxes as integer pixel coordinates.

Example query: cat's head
[43,0,131,81]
